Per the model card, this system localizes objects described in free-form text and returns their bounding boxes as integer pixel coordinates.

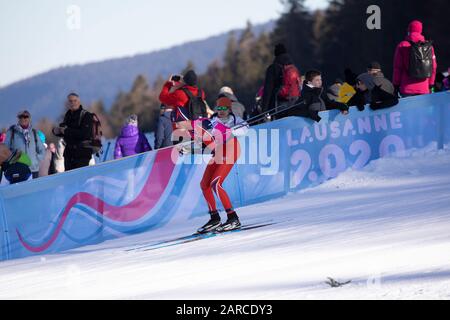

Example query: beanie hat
[216,97,233,109]
[219,86,234,96]
[408,20,423,34]
[183,70,197,86]
[274,43,287,57]
[17,110,31,118]
[367,61,381,71]
[126,114,138,126]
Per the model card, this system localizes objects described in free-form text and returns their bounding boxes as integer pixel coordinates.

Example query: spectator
[55,138,65,173]
[52,93,94,171]
[155,105,174,149]
[0,129,6,144]
[159,70,207,123]
[47,143,57,175]
[248,86,265,126]
[327,79,344,101]
[114,114,152,159]
[348,72,399,111]
[286,70,349,122]
[261,44,302,116]
[443,68,450,90]
[37,131,50,177]
[344,68,358,87]
[159,70,207,142]
[393,20,437,97]
[4,110,45,179]
[434,72,445,92]
[218,86,246,119]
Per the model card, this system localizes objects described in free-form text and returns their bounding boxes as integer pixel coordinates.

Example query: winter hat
[126,114,138,126]
[216,97,233,109]
[408,20,423,34]
[219,86,234,96]
[367,61,381,71]
[183,70,197,86]
[274,43,287,57]
[17,110,31,118]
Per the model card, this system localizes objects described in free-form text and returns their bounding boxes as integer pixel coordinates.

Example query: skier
[193,97,249,233]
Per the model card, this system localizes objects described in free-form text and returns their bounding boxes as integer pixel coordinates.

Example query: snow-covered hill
[1,145,449,300]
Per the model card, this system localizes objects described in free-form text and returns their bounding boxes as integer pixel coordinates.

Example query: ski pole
[233,99,305,129]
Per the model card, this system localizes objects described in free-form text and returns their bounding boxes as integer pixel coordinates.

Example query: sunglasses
[216,106,229,111]
[19,115,30,119]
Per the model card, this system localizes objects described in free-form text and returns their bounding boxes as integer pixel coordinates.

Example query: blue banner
[1,92,449,261]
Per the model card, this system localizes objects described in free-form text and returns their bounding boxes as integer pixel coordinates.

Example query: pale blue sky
[0,0,328,87]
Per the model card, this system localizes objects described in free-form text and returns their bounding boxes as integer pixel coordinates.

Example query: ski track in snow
[1,146,450,300]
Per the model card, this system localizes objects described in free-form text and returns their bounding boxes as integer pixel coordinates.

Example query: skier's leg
[210,163,235,211]
[200,161,219,212]
[198,162,222,233]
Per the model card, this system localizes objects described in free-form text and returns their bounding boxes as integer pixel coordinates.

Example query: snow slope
[1,145,450,300]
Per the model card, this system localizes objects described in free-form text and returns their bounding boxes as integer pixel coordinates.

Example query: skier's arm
[231,117,249,137]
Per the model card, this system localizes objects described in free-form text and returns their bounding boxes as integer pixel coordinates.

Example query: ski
[125,221,277,253]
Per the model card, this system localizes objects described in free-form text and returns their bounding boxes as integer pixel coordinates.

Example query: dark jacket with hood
[348,72,399,111]
[261,53,295,112]
[296,83,348,122]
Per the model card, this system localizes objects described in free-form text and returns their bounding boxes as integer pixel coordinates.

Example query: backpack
[408,40,433,79]
[181,87,207,120]
[278,64,301,100]
[1,151,32,184]
[8,126,39,154]
[79,109,103,155]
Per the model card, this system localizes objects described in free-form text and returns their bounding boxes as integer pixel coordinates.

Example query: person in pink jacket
[393,20,437,97]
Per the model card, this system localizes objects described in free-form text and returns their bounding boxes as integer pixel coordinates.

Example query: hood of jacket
[406,20,425,43]
[357,73,376,90]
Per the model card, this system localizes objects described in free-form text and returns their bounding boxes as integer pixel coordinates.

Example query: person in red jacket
[159,70,205,123]
[159,70,206,143]
[393,20,437,97]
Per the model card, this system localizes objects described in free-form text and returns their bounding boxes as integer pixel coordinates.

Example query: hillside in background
[0,21,274,129]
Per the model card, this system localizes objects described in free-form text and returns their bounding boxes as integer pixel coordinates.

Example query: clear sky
[0,0,329,88]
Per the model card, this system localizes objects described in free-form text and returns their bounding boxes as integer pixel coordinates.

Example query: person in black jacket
[287,70,349,122]
[348,70,399,111]
[261,44,301,116]
[53,93,94,171]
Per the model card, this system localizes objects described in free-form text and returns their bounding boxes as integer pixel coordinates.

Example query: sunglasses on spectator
[216,106,229,111]
[19,115,30,119]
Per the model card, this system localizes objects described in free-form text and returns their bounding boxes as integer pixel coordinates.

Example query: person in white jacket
[4,110,45,179]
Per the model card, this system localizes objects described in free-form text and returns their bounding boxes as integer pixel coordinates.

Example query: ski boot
[216,210,241,232]
[197,211,221,234]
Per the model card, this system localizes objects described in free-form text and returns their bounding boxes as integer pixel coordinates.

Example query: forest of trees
[33,0,449,142]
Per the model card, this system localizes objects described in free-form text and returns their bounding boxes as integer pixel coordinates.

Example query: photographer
[53,93,94,171]
[159,70,209,143]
